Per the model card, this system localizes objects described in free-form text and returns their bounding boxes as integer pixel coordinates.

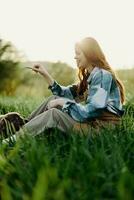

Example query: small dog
[0,112,26,138]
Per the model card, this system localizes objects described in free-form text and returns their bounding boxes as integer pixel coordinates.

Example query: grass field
[0,96,134,200]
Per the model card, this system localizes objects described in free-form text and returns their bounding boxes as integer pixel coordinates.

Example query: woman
[1,37,125,139]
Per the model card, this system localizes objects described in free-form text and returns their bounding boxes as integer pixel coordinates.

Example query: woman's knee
[49,107,59,113]
[47,108,61,118]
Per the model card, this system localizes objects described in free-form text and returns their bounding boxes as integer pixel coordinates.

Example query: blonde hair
[76,37,125,104]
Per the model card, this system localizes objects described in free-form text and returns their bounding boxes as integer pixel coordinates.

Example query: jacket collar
[87,66,100,83]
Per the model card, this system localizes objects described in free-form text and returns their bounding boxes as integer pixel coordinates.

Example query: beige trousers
[22,95,82,136]
[19,95,120,137]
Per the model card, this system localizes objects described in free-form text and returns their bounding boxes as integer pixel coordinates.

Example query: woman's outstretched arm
[32,64,77,100]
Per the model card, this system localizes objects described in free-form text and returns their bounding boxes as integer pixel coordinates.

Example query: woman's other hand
[47,98,66,110]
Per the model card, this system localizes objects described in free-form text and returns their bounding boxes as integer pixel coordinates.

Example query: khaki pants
[22,95,80,136]
[20,95,120,137]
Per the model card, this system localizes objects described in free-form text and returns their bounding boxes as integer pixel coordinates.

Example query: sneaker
[0,112,25,138]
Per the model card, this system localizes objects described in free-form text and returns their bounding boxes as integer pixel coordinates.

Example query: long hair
[76,37,125,104]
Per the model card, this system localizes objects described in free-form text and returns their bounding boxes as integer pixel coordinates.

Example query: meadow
[0,95,133,200]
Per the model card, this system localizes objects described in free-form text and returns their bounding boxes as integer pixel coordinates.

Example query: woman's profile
[0,37,125,137]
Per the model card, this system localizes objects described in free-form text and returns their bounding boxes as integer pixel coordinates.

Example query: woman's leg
[26,95,60,121]
[20,108,77,137]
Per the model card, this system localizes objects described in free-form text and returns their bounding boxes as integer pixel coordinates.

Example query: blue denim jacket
[48,66,124,122]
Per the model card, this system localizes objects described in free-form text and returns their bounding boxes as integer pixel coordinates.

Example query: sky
[0,0,134,69]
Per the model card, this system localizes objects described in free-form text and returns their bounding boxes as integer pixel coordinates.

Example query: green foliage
[0,96,134,200]
[0,96,42,116]
[0,60,20,95]
[117,68,134,101]
[0,40,22,95]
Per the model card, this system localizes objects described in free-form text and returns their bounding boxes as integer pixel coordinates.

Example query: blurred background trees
[0,39,22,95]
[116,68,134,101]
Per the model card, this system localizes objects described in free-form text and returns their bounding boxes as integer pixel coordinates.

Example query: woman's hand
[32,64,49,76]
[32,64,54,86]
[47,98,67,110]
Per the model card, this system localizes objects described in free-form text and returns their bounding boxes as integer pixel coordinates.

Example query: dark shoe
[0,112,25,138]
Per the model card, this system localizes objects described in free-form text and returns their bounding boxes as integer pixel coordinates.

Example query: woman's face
[74,44,89,69]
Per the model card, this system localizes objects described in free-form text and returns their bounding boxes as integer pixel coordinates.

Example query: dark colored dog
[0,112,26,138]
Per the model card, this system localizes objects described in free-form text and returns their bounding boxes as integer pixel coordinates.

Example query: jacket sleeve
[48,80,78,100]
[62,70,113,122]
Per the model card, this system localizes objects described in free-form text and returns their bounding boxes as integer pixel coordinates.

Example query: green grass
[0,96,134,200]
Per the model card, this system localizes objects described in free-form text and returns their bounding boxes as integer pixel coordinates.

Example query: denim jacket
[48,66,124,122]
